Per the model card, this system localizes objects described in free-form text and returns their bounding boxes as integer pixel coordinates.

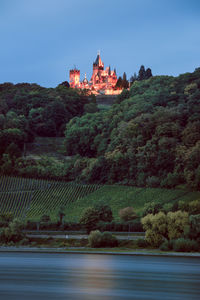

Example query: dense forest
[0,68,200,190]
[0,82,97,174]
[64,68,200,189]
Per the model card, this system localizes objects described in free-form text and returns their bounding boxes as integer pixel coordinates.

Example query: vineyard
[1,176,200,221]
[0,176,101,220]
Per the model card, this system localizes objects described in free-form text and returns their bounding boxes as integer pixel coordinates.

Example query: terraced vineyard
[0,176,101,220]
[1,176,199,221]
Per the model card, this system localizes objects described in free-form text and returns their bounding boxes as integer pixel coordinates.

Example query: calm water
[0,252,200,299]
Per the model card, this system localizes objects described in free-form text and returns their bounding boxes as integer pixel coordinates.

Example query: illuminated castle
[69,52,122,95]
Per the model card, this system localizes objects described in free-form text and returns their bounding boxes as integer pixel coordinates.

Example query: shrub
[143,202,163,216]
[188,200,200,215]
[1,218,25,243]
[135,238,148,248]
[146,176,160,187]
[159,239,173,251]
[119,207,137,222]
[101,231,118,247]
[173,238,199,252]
[167,210,189,240]
[161,173,183,188]
[88,230,103,247]
[88,230,118,248]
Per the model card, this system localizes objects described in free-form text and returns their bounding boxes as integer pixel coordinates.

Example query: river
[0,252,199,299]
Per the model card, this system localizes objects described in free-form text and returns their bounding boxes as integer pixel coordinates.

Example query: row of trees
[115,65,153,89]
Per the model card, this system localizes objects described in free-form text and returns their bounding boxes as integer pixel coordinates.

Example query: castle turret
[69,68,80,88]
[91,52,104,85]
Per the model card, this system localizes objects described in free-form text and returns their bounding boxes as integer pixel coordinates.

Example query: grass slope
[65,185,200,221]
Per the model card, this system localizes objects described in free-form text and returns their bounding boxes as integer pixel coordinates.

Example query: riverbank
[0,246,200,257]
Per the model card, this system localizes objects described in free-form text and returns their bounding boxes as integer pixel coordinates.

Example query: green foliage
[62,68,200,189]
[189,214,200,239]
[88,230,118,248]
[167,210,189,240]
[0,82,95,174]
[94,202,113,222]
[80,207,100,233]
[0,218,25,244]
[143,202,163,216]
[119,207,137,222]
[142,210,190,247]
[172,238,199,252]
[80,203,113,233]
[142,212,167,246]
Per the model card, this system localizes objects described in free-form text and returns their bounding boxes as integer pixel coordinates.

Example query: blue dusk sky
[0,0,200,87]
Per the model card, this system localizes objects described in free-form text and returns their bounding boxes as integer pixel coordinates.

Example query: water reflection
[69,255,115,299]
[0,253,200,300]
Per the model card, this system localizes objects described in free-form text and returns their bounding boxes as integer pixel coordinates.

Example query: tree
[167,211,189,240]
[80,203,113,233]
[58,206,65,224]
[119,207,137,222]
[115,76,123,89]
[80,207,99,233]
[94,202,113,222]
[138,65,146,81]
[142,211,190,247]
[130,73,137,86]
[122,72,129,89]
[145,68,152,79]
[141,212,167,246]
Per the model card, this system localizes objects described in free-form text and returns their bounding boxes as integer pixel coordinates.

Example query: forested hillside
[0,82,97,174]
[64,68,200,189]
[0,69,200,189]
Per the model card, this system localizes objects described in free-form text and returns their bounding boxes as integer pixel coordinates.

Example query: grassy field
[0,176,200,222]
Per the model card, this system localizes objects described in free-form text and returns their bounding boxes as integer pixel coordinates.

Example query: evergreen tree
[138,65,146,81]
[130,72,138,86]
[122,72,129,89]
[145,68,153,79]
[114,68,117,75]
[116,76,123,88]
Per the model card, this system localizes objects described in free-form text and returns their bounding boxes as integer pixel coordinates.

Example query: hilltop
[0,68,200,191]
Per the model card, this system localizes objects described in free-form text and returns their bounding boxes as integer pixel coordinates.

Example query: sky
[0,0,200,87]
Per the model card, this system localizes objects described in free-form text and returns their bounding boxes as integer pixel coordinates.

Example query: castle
[69,52,122,95]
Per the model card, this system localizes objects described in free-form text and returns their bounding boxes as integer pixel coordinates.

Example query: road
[26,233,144,240]
[0,253,200,300]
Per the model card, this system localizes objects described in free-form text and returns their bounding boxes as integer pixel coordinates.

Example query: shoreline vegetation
[1,246,200,258]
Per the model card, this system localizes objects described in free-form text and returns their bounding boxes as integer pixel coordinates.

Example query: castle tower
[69,68,80,88]
[91,51,104,85]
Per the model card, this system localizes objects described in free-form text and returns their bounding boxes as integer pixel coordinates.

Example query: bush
[143,202,163,216]
[88,230,103,247]
[135,238,148,248]
[159,239,173,251]
[161,173,183,188]
[88,230,118,248]
[101,231,118,247]
[172,238,199,252]
[0,218,25,243]
[119,207,137,222]
[146,176,160,188]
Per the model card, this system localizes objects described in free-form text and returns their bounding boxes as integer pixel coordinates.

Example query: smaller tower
[69,68,80,88]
